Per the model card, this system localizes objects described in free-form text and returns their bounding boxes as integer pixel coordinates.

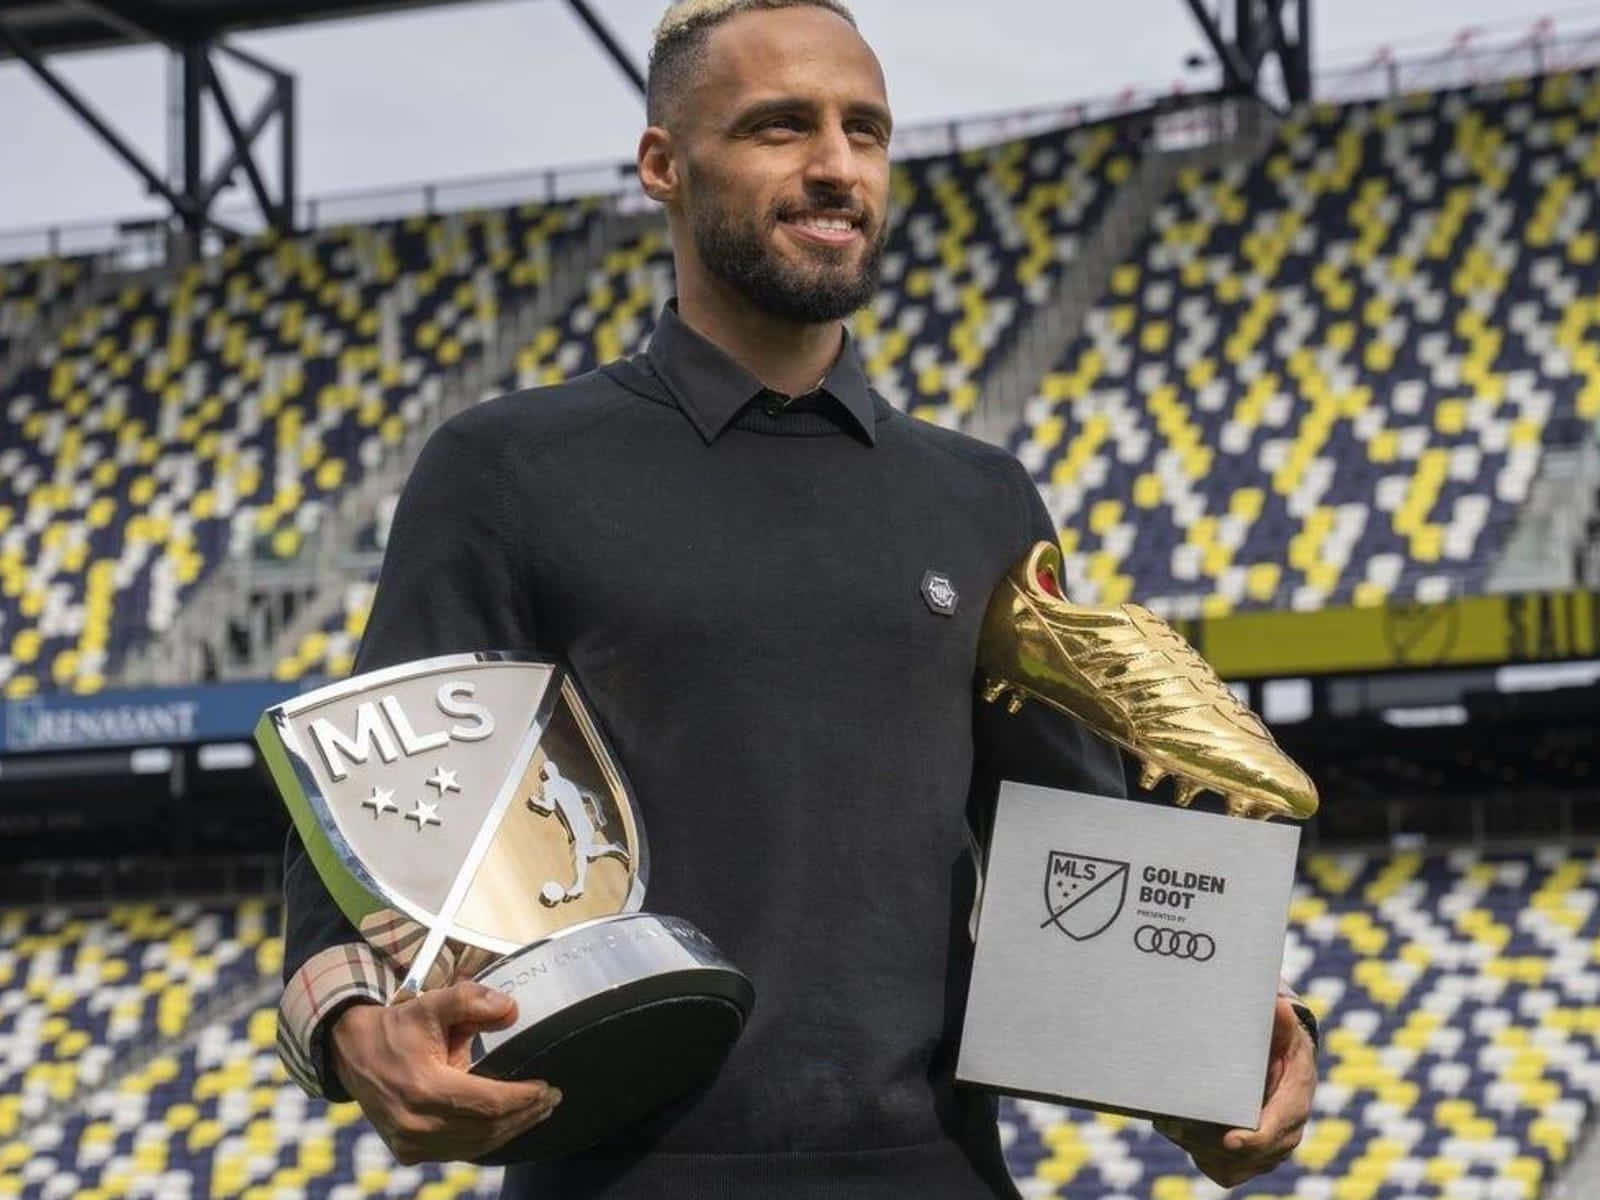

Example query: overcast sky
[3,0,1600,232]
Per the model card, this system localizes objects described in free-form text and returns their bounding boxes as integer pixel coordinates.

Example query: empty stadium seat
[0,997,505,1199]
[1012,70,1600,615]
[862,121,1137,427]
[0,254,92,367]
[4,847,1594,1197]
[0,900,276,1125]
[272,578,376,684]
[0,202,598,700]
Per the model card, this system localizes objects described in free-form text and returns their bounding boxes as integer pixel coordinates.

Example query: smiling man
[277,2,1318,1197]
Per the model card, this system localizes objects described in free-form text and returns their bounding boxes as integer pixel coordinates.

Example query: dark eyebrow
[728,97,816,131]
[728,96,893,137]
[846,101,894,137]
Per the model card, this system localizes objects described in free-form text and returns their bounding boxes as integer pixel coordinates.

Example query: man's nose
[803,122,861,193]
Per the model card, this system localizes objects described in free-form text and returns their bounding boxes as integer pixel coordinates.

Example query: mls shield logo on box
[1041,851,1129,940]
[257,654,645,961]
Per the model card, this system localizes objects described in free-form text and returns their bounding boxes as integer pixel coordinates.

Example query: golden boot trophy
[978,541,1318,822]
[956,541,1316,1129]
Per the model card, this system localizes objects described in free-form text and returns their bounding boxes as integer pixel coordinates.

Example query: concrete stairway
[968,101,1278,449]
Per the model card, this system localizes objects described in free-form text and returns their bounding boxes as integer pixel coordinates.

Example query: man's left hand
[1152,995,1317,1188]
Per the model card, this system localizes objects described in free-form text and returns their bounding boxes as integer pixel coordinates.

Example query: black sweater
[282,309,1126,1199]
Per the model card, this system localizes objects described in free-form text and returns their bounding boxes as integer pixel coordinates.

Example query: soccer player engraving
[255,653,754,1163]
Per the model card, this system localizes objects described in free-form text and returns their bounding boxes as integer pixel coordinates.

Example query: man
[278,1,1318,1195]
[529,759,627,904]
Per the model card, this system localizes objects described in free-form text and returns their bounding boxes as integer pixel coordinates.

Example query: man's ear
[637,126,679,204]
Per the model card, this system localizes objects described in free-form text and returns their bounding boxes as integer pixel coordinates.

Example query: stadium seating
[0,201,599,700]
[3,847,1597,1197]
[0,254,92,367]
[861,120,1137,427]
[269,227,674,681]
[272,578,377,684]
[0,997,505,1200]
[0,900,277,1126]
[500,228,675,391]
[1012,69,1600,616]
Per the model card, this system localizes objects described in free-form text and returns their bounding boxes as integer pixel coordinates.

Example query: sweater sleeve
[278,407,539,1099]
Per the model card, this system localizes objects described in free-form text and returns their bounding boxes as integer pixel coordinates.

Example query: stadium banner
[0,588,1594,751]
[1,679,315,754]
[1178,589,1600,679]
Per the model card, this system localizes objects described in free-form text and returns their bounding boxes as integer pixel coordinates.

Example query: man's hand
[1152,995,1317,1187]
[330,980,562,1164]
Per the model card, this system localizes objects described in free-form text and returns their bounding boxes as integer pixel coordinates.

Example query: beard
[689,190,886,324]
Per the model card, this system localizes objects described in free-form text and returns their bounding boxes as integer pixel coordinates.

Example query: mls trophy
[256,652,754,1163]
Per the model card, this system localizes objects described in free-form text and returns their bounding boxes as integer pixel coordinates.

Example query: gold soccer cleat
[978,541,1319,822]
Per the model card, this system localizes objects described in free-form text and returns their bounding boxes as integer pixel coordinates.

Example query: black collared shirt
[282,303,1124,1200]
[647,301,880,444]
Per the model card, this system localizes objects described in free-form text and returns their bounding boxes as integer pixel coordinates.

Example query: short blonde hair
[647,0,858,125]
[653,0,855,42]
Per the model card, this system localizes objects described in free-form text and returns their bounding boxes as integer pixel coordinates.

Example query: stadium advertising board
[0,680,310,753]
[1178,589,1600,679]
[0,588,1592,754]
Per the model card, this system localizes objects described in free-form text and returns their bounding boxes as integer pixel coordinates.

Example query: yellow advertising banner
[1176,590,1600,679]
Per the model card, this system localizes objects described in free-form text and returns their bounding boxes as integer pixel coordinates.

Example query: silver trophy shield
[256,652,754,1163]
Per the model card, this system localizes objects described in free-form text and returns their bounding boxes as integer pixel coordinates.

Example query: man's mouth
[780,211,865,246]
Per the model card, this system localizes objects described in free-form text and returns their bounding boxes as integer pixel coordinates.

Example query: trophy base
[467,912,753,1164]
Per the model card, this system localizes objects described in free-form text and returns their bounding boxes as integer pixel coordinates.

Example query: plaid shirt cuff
[278,942,397,1101]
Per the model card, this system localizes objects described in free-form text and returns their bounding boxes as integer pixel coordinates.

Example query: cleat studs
[1174,780,1203,807]
[1006,693,1026,715]
[1139,761,1167,791]
[980,679,1008,704]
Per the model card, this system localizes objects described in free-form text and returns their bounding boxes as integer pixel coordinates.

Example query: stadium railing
[7,19,1600,270]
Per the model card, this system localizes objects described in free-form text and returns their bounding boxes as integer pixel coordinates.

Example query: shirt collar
[645,301,877,446]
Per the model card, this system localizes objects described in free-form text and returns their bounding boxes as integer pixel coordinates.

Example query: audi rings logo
[1133,925,1216,962]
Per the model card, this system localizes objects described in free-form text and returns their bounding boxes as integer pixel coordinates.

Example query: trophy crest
[258,652,752,1162]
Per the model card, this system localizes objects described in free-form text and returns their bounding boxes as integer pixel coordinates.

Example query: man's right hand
[329,980,562,1164]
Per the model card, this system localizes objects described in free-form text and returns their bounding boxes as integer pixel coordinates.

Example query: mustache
[774,195,872,226]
